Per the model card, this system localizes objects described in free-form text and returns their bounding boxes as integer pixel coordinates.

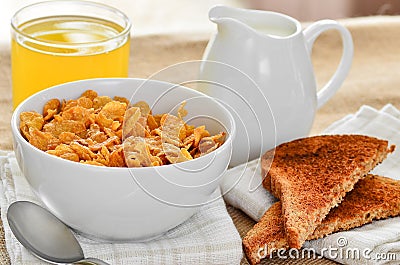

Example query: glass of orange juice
[11,0,131,108]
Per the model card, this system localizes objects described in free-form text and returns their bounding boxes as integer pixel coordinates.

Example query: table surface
[2,15,400,265]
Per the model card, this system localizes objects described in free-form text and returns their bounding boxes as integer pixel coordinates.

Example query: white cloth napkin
[0,152,243,265]
[221,104,400,265]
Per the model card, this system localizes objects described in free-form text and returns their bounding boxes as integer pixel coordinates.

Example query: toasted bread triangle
[243,175,400,265]
[309,174,400,239]
[243,202,287,265]
[261,135,394,249]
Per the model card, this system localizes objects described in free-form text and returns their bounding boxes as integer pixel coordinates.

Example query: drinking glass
[11,0,131,108]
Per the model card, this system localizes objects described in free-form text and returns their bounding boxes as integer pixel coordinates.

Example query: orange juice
[12,14,130,108]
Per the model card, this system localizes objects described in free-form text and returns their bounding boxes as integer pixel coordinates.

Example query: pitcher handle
[303,20,354,109]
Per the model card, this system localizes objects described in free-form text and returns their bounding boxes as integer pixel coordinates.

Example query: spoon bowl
[7,201,109,264]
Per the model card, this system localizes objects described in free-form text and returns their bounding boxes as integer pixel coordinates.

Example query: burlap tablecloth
[1,15,400,264]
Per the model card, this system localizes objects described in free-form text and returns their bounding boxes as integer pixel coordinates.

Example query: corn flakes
[19,90,226,167]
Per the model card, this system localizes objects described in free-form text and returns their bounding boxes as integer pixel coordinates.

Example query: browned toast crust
[309,175,400,239]
[243,175,400,265]
[242,202,287,265]
[261,135,394,249]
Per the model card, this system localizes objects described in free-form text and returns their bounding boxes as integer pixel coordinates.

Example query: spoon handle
[73,257,110,265]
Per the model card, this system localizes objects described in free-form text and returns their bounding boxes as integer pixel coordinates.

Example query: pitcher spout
[209,5,241,23]
[209,5,301,39]
[209,5,255,36]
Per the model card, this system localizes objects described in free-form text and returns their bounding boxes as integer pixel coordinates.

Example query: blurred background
[1,0,400,47]
[247,0,400,21]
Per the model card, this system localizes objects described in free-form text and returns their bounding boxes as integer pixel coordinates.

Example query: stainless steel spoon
[7,201,109,265]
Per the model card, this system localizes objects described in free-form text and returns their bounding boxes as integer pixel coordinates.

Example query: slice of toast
[261,135,394,249]
[309,174,400,239]
[243,202,287,265]
[243,175,400,265]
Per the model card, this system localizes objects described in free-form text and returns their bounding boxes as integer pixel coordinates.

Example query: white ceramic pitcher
[199,5,353,166]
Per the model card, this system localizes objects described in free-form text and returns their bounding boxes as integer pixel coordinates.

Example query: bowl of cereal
[10,78,235,241]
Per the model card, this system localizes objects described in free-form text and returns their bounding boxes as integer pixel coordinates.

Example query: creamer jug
[199,5,353,166]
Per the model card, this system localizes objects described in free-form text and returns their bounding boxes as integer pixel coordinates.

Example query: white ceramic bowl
[11,78,235,241]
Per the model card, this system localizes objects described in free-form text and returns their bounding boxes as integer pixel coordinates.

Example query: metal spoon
[7,201,109,265]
